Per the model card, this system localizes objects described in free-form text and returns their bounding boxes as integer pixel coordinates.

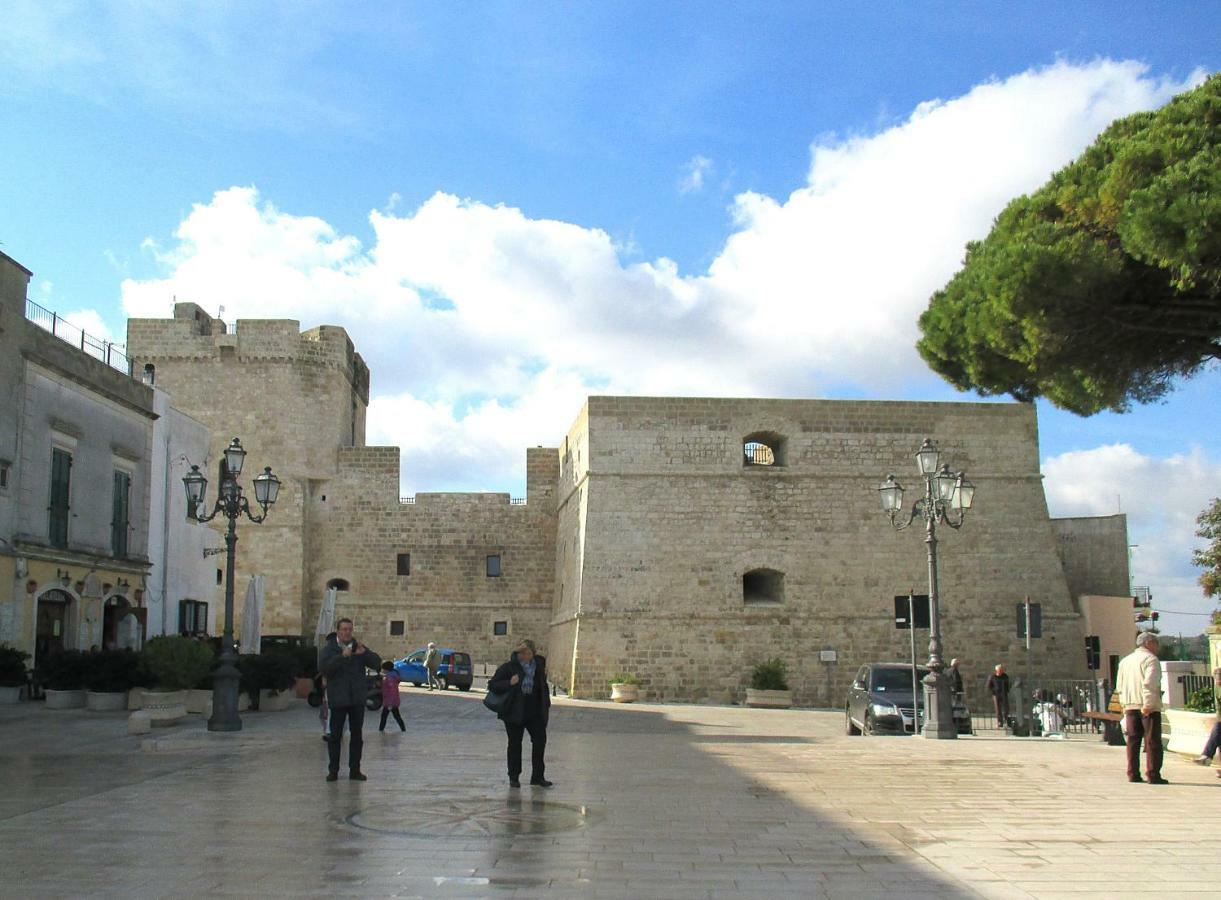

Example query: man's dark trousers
[992,694,1010,725]
[328,704,365,775]
[1124,710,1163,780]
[505,698,546,782]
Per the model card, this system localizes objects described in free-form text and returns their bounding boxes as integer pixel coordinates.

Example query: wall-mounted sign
[819,649,837,663]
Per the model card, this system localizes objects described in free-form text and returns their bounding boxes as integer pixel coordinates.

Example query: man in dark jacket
[318,618,381,782]
[986,664,1011,726]
[488,639,552,788]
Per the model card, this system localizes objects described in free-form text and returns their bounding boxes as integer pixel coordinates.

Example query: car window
[854,666,868,686]
[454,653,470,665]
[871,667,930,692]
[406,652,424,663]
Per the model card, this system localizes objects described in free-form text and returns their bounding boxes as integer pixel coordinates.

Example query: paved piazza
[1,691,1218,899]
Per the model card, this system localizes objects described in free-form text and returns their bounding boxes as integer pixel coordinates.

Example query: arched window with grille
[743,432,786,467]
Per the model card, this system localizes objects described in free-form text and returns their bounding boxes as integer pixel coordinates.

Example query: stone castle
[127,306,1128,704]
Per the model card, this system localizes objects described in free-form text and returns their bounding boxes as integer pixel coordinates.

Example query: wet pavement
[0,689,1218,898]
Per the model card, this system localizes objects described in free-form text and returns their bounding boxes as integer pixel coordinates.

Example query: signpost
[895,593,930,731]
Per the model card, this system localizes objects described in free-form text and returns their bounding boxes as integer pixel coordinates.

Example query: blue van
[393,647,474,691]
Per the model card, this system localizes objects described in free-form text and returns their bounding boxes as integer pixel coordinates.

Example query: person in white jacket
[1115,631,1166,784]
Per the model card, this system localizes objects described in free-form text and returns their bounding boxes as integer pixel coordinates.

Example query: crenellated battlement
[127,310,369,401]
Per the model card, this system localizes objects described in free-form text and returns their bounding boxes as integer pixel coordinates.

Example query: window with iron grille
[486,554,502,577]
[389,620,405,636]
[396,553,410,576]
[493,620,508,636]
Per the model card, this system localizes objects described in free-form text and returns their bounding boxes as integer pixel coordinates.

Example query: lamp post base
[920,671,958,740]
[207,659,243,733]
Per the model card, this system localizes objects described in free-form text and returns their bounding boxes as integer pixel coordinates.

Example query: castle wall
[306,445,558,665]
[565,397,1090,704]
[1050,514,1131,601]
[127,311,369,635]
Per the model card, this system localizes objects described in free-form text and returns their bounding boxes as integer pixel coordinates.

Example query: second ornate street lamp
[183,438,280,732]
[878,439,976,740]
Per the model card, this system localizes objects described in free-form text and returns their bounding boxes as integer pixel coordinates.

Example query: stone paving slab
[0,690,1218,898]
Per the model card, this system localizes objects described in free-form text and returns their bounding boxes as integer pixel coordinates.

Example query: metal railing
[966,677,1104,735]
[1180,674,1215,708]
[510,497,526,505]
[400,496,416,504]
[25,298,131,375]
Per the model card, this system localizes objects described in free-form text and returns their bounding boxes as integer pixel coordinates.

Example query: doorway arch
[35,588,75,662]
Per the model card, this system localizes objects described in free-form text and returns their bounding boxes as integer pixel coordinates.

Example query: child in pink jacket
[378,661,405,732]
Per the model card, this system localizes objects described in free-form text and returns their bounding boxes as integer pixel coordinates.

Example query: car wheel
[458,684,472,692]
[846,708,861,735]
[412,682,422,688]
[863,711,875,736]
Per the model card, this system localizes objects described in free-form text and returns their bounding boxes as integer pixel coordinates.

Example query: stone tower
[127,304,369,635]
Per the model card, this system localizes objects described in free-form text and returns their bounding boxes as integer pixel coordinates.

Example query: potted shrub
[84,649,142,711]
[0,645,30,703]
[141,636,214,724]
[238,652,297,711]
[609,673,641,703]
[38,650,88,709]
[745,657,793,709]
[292,644,318,698]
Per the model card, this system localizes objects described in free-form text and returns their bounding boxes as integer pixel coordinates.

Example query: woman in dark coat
[488,639,552,788]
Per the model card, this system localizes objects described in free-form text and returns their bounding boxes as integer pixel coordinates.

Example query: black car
[845,663,971,735]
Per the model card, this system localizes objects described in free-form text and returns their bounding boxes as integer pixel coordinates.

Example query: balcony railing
[25,298,132,376]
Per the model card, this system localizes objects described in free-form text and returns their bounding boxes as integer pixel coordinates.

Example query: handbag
[483,689,508,714]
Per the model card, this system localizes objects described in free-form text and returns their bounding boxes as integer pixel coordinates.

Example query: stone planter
[128,688,145,710]
[0,685,22,704]
[45,688,86,709]
[610,683,639,703]
[745,688,793,709]
[1165,708,1216,755]
[141,690,187,727]
[259,689,292,711]
[185,689,213,714]
[86,691,129,711]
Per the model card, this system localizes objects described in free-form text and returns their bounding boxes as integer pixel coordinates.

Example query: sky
[1,2,1218,635]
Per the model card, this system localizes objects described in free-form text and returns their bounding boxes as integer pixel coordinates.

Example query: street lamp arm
[937,506,968,530]
[887,498,925,531]
[239,493,268,524]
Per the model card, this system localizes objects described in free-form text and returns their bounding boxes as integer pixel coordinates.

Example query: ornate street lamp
[878,439,976,740]
[183,438,280,732]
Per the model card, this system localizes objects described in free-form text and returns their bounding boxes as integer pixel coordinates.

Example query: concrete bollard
[128,711,152,735]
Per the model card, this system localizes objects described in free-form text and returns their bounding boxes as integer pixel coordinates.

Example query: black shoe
[530,778,554,787]
[1128,776,1143,783]
[509,778,521,788]
[326,772,338,782]
[350,772,368,781]
[1147,776,1170,785]
[321,734,331,742]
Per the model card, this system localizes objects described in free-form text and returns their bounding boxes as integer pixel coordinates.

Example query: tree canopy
[918,74,1220,414]
[1195,497,1221,601]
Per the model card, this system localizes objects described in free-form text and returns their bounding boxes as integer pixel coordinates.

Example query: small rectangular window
[486,554,501,577]
[216,568,224,586]
[396,553,411,576]
[389,619,405,636]
[493,620,508,636]
[0,462,9,489]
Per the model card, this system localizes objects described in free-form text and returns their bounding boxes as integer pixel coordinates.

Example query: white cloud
[1044,444,1220,633]
[119,59,1204,506]
[61,308,118,344]
[679,155,713,194]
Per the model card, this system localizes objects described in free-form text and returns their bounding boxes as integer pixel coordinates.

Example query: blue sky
[1,2,1217,633]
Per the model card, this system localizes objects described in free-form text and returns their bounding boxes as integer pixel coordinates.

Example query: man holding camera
[319,618,381,782]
